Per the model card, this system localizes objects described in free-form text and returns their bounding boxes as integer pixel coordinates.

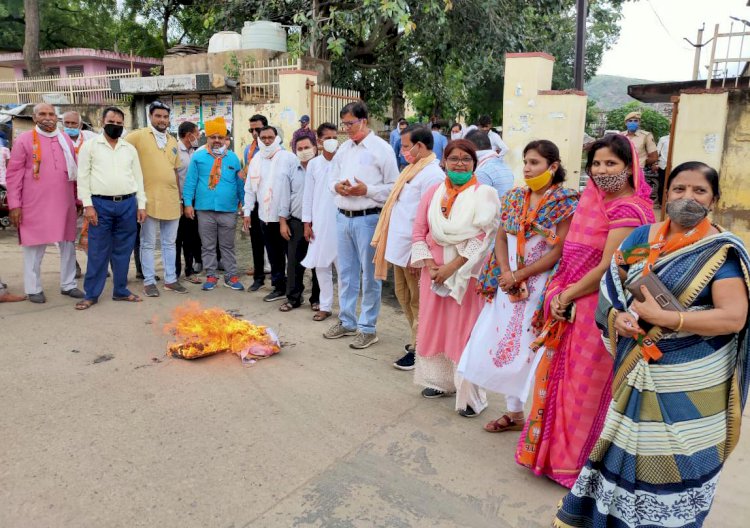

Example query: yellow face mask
[525,169,553,191]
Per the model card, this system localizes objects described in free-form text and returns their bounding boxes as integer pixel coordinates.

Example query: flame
[164,301,279,360]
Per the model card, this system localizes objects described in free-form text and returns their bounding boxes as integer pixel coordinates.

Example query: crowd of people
[2,99,750,528]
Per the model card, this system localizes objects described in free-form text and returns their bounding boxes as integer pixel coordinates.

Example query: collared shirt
[385,159,444,267]
[431,131,448,161]
[69,130,98,154]
[277,162,306,220]
[488,130,509,158]
[177,140,195,195]
[328,131,399,211]
[125,127,181,220]
[622,129,657,168]
[77,134,146,209]
[475,151,514,199]
[657,135,670,170]
[183,149,244,213]
[243,149,299,222]
[389,128,401,150]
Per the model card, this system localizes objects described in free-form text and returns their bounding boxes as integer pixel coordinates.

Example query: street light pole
[574,0,588,90]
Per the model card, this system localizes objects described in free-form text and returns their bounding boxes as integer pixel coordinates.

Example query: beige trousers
[393,264,420,348]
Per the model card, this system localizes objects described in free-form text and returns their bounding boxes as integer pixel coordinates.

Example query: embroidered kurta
[301,155,337,269]
[6,131,77,246]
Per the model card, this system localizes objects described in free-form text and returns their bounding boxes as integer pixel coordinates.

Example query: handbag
[626,272,685,312]
[477,251,501,298]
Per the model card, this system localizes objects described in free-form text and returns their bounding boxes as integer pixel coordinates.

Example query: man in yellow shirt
[126,101,184,296]
[621,111,658,171]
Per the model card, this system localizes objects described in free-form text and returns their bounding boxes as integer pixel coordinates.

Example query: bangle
[510,271,518,284]
[674,312,685,333]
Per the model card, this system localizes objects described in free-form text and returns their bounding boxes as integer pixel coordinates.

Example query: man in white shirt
[373,125,444,369]
[656,134,670,207]
[75,106,146,309]
[243,125,298,302]
[323,101,399,349]
[477,115,509,158]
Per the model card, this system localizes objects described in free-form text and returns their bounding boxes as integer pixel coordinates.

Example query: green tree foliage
[605,101,671,140]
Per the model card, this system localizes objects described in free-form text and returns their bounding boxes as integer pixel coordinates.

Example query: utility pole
[684,24,706,80]
[574,0,587,90]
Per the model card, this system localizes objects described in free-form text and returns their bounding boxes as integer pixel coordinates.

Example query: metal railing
[310,84,361,129]
[705,22,750,88]
[0,69,140,105]
[239,57,301,103]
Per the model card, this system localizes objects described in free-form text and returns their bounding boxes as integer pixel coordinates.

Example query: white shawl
[427,182,500,303]
[35,126,77,181]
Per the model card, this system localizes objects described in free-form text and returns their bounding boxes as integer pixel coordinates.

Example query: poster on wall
[186,95,201,125]
[171,95,188,134]
[200,95,218,125]
[216,94,233,134]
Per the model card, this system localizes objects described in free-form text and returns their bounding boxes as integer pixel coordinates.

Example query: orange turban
[204,116,227,137]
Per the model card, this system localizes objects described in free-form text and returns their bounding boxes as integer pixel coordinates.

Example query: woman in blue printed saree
[555,162,750,528]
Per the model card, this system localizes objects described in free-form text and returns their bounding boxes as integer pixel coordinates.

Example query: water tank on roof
[208,31,242,53]
[241,21,287,52]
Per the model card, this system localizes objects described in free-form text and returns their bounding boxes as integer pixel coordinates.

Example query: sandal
[313,310,332,321]
[75,299,97,310]
[484,414,525,433]
[311,302,320,312]
[279,301,300,312]
[185,275,202,284]
[112,293,142,302]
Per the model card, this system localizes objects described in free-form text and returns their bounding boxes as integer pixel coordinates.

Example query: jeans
[84,195,137,301]
[336,211,382,334]
[140,216,179,285]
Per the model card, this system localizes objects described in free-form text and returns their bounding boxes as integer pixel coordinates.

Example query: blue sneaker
[224,275,245,291]
[202,276,219,291]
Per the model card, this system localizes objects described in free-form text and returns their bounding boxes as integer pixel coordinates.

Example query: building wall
[11,59,153,79]
[671,91,728,169]
[714,90,750,246]
[233,102,283,160]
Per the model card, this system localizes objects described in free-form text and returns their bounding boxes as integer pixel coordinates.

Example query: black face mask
[104,124,124,139]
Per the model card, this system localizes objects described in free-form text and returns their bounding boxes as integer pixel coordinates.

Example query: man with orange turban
[182,117,246,291]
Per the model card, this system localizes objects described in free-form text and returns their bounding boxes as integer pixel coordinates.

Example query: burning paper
[165,301,280,363]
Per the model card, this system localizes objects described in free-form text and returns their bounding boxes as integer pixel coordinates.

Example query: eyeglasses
[340,119,363,129]
[150,100,171,112]
[446,156,473,165]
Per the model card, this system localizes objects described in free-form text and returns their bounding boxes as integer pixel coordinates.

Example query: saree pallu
[555,232,750,528]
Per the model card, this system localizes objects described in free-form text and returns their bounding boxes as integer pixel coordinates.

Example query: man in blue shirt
[465,129,514,199]
[183,116,246,291]
[431,123,448,161]
[390,118,408,170]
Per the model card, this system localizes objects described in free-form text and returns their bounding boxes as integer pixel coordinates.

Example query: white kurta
[301,155,337,268]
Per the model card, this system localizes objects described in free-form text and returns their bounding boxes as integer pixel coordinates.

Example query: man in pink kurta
[6,103,82,303]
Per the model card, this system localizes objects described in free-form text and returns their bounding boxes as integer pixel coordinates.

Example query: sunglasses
[150,100,171,112]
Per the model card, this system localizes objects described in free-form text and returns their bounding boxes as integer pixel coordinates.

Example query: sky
[598,0,750,81]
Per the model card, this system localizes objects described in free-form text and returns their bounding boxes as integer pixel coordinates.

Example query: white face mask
[211,145,226,156]
[296,148,315,162]
[451,132,462,140]
[322,138,339,153]
[260,136,281,158]
[190,136,200,148]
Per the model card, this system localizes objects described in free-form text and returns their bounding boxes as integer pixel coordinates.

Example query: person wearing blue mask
[621,111,658,172]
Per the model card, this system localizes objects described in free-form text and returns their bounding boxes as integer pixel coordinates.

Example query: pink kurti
[412,184,485,363]
[6,131,77,246]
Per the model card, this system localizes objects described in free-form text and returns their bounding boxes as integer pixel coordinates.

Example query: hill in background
[585,74,656,110]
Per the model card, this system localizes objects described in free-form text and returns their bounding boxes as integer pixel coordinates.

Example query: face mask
[260,136,281,158]
[211,145,226,156]
[626,121,639,133]
[64,127,80,138]
[297,148,315,162]
[451,132,462,140]
[322,138,339,153]
[350,122,368,142]
[190,136,200,148]
[104,124,124,139]
[446,170,473,186]
[591,168,629,194]
[666,198,709,228]
[525,169,553,192]
[402,145,417,165]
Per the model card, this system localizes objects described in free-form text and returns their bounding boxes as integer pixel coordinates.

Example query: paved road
[0,228,747,527]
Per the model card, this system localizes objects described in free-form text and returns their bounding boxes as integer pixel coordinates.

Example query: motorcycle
[0,184,9,228]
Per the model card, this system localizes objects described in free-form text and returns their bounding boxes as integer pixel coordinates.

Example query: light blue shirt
[431,131,447,160]
[475,152,514,199]
[183,149,244,212]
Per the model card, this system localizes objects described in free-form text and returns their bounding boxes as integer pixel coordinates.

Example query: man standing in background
[622,111,658,171]
[290,115,317,152]
[243,114,268,291]
[175,121,202,284]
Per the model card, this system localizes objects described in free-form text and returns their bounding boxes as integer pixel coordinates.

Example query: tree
[605,101,671,140]
[23,0,43,76]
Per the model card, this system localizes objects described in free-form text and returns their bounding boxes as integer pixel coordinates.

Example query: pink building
[0,48,162,78]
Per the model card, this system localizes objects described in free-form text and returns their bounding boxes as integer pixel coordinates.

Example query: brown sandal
[311,302,320,312]
[313,311,332,321]
[112,293,142,302]
[279,302,300,312]
[75,299,97,310]
[484,414,524,433]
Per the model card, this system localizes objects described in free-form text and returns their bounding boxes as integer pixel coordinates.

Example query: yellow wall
[233,102,282,160]
[502,53,587,188]
[672,92,728,169]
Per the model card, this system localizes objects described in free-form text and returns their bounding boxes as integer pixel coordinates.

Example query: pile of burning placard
[165,302,279,365]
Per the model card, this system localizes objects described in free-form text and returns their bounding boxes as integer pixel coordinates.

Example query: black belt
[338,207,382,218]
[92,193,135,202]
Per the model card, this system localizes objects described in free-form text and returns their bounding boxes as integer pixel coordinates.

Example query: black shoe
[421,388,447,399]
[263,290,286,302]
[61,287,85,299]
[75,261,82,279]
[248,279,264,292]
[393,350,415,371]
[136,272,144,280]
[458,406,478,418]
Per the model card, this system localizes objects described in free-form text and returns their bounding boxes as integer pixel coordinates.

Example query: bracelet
[674,312,685,333]
[510,271,518,284]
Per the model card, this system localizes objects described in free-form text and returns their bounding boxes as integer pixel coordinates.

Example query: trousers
[22,241,77,294]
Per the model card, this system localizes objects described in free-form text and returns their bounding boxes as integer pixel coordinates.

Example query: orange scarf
[32,128,42,179]
[643,218,712,275]
[440,174,478,218]
[516,187,561,270]
[73,133,85,155]
[208,151,224,190]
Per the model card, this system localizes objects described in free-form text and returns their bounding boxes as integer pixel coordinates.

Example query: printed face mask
[591,168,628,193]
[322,138,339,153]
[666,198,710,228]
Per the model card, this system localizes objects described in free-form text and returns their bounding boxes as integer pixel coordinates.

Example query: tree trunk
[23,0,43,76]
[391,88,405,122]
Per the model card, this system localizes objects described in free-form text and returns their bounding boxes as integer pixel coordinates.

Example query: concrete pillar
[672,91,728,169]
[502,52,587,188]
[278,69,318,150]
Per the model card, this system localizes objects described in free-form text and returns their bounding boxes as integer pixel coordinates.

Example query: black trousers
[260,220,287,292]
[657,168,666,206]
[249,202,266,281]
[175,214,202,277]
[134,222,142,275]
[285,217,320,305]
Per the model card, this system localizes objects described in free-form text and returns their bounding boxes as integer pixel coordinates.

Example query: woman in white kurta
[301,127,339,321]
[457,140,578,431]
